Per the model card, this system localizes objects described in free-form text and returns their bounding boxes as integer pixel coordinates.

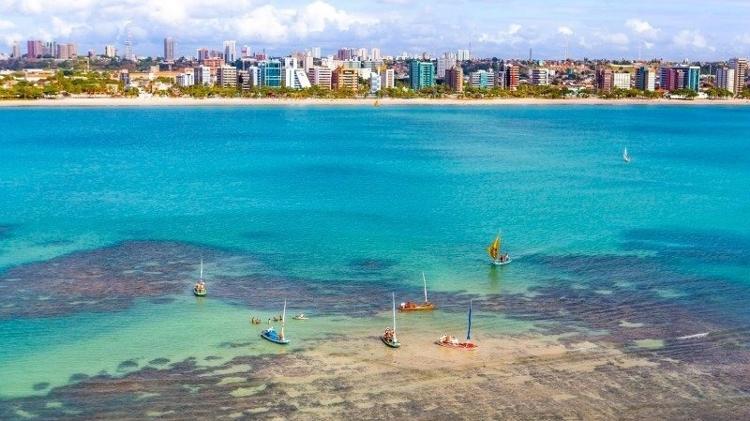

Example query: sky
[1,0,749,60]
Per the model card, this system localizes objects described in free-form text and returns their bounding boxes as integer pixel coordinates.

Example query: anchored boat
[623,147,631,163]
[193,258,207,296]
[487,232,511,266]
[436,300,478,350]
[261,300,290,345]
[381,292,401,348]
[399,272,436,312]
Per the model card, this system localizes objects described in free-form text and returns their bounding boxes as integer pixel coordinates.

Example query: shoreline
[1,96,750,107]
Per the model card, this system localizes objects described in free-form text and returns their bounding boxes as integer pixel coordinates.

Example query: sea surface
[1,105,749,417]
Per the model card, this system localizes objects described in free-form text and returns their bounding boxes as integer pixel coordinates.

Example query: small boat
[261,300,290,345]
[623,147,631,163]
[399,272,436,312]
[193,258,207,296]
[381,292,401,348]
[487,232,511,266]
[436,300,478,350]
[292,313,308,320]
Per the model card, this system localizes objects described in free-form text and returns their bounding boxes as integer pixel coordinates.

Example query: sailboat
[261,299,290,345]
[381,292,401,348]
[623,147,631,163]
[487,232,511,266]
[436,300,478,350]
[399,272,436,312]
[193,258,207,296]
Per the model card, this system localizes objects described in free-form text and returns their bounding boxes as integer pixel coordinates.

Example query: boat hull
[260,332,290,345]
[381,336,401,348]
[193,289,207,297]
[399,303,436,312]
[292,317,308,320]
[490,258,512,266]
[436,340,478,350]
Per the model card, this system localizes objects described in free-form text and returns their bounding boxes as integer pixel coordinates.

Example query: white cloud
[673,29,714,51]
[0,20,15,31]
[625,18,660,39]
[736,34,750,45]
[557,26,573,36]
[478,23,525,45]
[600,32,629,45]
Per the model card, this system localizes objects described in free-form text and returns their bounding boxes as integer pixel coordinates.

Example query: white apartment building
[381,68,395,89]
[530,68,550,86]
[193,65,212,86]
[176,71,194,87]
[716,67,736,92]
[613,72,631,90]
[307,66,332,89]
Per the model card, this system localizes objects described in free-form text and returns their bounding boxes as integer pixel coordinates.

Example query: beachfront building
[596,67,613,92]
[216,65,237,88]
[635,67,656,91]
[470,69,495,89]
[332,67,358,90]
[193,65,211,86]
[436,56,456,79]
[505,65,519,90]
[381,68,395,89]
[445,66,463,92]
[613,72,631,90]
[308,66,332,89]
[660,66,699,91]
[285,68,312,89]
[163,37,175,63]
[729,58,747,95]
[259,60,282,88]
[370,73,381,93]
[409,60,435,90]
[176,71,194,87]
[237,69,258,91]
[715,66,736,93]
[530,68,550,86]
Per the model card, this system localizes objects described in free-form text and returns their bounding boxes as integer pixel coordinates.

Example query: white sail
[422,272,428,302]
[623,147,631,163]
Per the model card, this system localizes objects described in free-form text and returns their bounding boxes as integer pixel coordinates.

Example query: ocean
[1,105,749,418]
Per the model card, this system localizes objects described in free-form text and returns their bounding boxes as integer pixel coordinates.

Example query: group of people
[439,334,459,345]
[193,280,206,294]
[383,327,396,342]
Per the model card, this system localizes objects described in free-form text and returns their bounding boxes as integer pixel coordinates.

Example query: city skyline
[1,1,750,60]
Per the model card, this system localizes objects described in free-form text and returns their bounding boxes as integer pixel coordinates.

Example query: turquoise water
[1,105,749,400]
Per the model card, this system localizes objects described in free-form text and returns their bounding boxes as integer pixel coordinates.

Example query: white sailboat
[623,147,631,163]
[381,292,401,348]
[399,272,436,311]
[193,258,207,296]
[261,299,290,344]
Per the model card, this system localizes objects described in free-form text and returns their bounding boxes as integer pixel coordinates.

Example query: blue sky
[1,0,749,60]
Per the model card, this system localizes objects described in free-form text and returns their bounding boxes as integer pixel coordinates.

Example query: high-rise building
[505,65,519,90]
[596,67,613,92]
[336,48,354,60]
[196,48,210,62]
[635,67,655,91]
[381,68,395,89]
[223,40,237,64]
[661,66,699,91]
[27,40,43,59]
[445,66,463,92]
[216,66,238,88]
[370,48,381,61]
[124,30,135,61]
[530,68,550,86]
[312,47,321,59]
[176,71,194,87]
[409,60,435,90]
[163,37,175,62]
[11,41,20,59]
[104,44,116,58]
[241,45,251,58]
[715,67,736,93]
[308,66,332,89]
[356,48,368,59]
[660,67,677,91]
[259,60,282,88]
[729,58,748,96]
[470,69,494,89]
[55,43,77,60]
[303,51,314,71]
[194,65,212,86]
[683,66,700,91]
[43,41,56,57]
[333,67,359,90]
[370,72,382,93]
[613,72,631,90]
[436,56,456,79]
[456,49,471,61]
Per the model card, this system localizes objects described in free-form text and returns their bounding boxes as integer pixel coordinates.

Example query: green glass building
[409,60,435,90]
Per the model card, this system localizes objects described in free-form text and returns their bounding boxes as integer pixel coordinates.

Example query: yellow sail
[487,235,500,260]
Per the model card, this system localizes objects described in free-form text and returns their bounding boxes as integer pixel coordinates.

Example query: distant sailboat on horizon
[623,147,631,163]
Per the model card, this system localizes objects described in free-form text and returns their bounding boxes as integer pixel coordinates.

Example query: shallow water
[1,105,749,417]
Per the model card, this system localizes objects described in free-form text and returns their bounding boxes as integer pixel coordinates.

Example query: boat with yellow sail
[487,232,511,266]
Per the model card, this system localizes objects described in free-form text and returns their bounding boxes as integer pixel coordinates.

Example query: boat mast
[281,299,287,338]
[422,272,428,303]
[392,292,397,341]
[199,258,204,282]
[466,300,473,341]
